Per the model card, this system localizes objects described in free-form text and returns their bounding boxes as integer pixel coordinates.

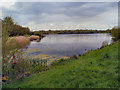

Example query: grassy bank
[4,40,119,88]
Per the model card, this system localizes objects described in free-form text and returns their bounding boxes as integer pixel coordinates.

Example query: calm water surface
[27,33,112,57]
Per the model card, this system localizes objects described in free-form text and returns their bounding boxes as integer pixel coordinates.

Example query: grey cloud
[1,2,118,30]
[3,2,116,16]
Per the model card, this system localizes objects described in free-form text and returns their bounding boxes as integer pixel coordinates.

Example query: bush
[111,26,120,40]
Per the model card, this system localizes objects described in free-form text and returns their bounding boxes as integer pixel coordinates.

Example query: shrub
[111,26,120,40]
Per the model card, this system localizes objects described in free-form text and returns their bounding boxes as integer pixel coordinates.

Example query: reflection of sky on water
[27,34,112,57]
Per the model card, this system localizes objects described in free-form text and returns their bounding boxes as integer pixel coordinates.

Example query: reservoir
[25,33,112,64]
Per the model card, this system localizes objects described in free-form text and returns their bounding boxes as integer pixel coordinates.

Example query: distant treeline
[36,29,111,35]
[2,16,119,41]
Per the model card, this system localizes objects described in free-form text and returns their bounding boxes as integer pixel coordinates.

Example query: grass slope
[4,41,119,88]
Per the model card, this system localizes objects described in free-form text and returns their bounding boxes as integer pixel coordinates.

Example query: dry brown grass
[6,36,30,48]
[30,35,40,40]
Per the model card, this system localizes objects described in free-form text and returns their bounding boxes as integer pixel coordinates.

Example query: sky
[0,1,118,31]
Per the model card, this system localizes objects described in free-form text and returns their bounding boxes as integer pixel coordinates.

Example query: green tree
[111,26,120,40]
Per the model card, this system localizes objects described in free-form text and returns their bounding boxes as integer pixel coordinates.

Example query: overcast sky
[0,1,118,31]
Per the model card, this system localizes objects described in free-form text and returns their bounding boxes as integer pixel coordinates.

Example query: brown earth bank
[30,35,40,41]
[6,35,43,48]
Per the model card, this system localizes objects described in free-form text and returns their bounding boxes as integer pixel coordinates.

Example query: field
[4,40,119,88]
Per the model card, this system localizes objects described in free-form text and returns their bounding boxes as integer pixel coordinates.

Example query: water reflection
[27,34,112,57]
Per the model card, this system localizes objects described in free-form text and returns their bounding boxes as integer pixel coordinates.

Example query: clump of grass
[72,54,78,59]
[78,54,81,57]
[100,40,109,49]
[58,58,64,63]
[103,53,109,59]
[51,58,65,66]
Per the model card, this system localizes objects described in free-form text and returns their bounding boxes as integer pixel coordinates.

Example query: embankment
[4,40,119,88]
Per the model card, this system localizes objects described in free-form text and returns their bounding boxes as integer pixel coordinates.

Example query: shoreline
[4,39,119,88]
